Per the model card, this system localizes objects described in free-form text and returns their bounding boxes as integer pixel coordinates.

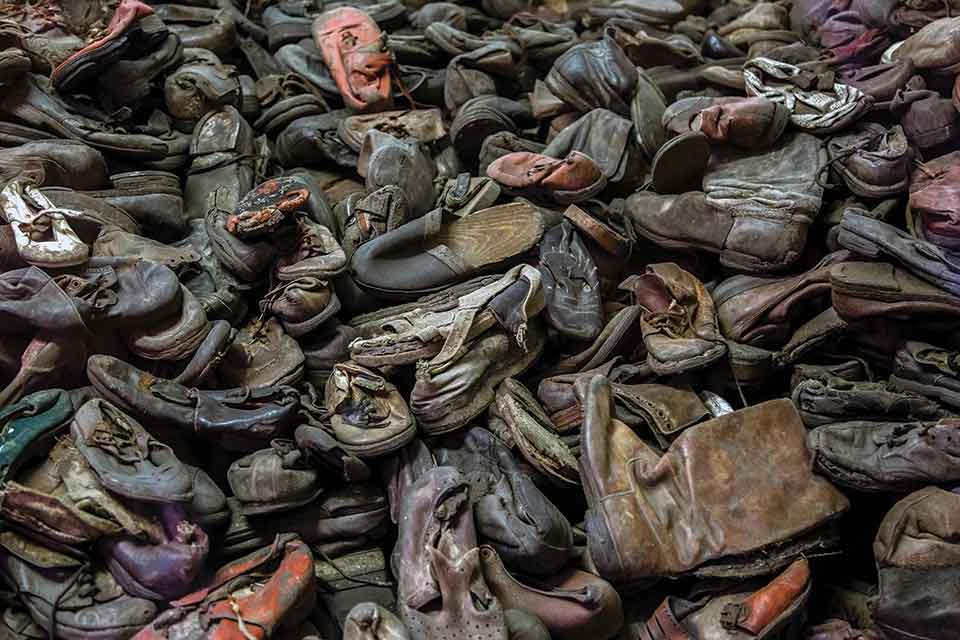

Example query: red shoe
[132,534,316,640]
[312,7,393,113]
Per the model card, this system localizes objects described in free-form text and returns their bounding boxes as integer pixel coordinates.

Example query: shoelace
[53,273,118,311]
[814,131,887,191]
[643,301,690,339]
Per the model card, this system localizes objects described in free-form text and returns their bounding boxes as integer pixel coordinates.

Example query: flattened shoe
[87,354,300,445]
[349,265,543,368]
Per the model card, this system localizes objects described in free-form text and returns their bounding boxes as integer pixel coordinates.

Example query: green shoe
[0,389,73,483]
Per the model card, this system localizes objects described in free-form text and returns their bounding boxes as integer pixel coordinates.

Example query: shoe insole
[429,202,543,270]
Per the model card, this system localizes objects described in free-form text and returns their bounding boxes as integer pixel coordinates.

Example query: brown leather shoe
[578,375,848,584]
[713,251,849,348]
[830,261,960,324]
[227,439,322,515]
[620,263,726,375]
[486,151,606,205]
[627,133,824,273]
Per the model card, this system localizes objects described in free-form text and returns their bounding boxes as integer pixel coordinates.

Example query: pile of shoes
[1,0,960,637]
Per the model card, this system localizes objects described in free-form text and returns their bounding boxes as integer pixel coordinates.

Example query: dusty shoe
[809,418,960,493]
[0,531,158,640]
[51,0,167,94]
[411,321,545,435]
[349,265,543,368]
[908,151,960,251]
[394,466,508,640]
[486,151,606,205]
[125,286,210,362]
[491,379,579,486]
[227,439,322,515]
[627,132,825,273]
[837,212,960,297]
[0,389,73,483]
[220,484,388,557]
[713,251,849,348]
[226,175,312,239]
[345,603,410,640]
[826,123,912,199]
[433,426,574,574]
[263,277,340,338]
[891,341,960,410]
[99,516,209,602]
[792,375,945,428]
[338,108,446,151]
[578,376,848,584]
[87,354,300,445]
[132,534,315,640]
[538,220,603,341]
[546,30,637,116]
[634,559,811,640]
[220,317,305,388]
[479,545,623,640]
[351,204,544,301]
[313,7,393,112]
[620,263,726,375]
[829,261,960,325]
[71,398,194,505]
[358,130,437,217]
[871,487,960,639]
[325,362,416,458]
[274,215,347,281]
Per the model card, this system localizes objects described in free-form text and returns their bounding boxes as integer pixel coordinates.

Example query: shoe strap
[427,264,540,373]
